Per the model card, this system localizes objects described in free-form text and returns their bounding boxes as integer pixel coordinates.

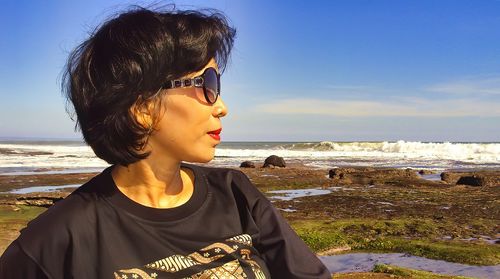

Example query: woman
[0,6,331,279]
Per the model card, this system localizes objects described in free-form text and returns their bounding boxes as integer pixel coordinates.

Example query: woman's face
[146,59,228,163]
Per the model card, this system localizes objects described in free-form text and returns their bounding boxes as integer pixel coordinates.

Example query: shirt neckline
[101,162,208,222]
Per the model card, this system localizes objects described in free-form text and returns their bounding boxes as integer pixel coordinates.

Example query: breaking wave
[1,140,499,174]
[216,140,500,164]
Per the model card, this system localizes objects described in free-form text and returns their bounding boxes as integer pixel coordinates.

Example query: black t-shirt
[0,163,331,278]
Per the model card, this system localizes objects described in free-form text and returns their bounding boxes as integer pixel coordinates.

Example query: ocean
[1,140,499,175]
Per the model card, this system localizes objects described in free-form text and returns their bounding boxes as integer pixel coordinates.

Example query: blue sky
[1,0,499,142]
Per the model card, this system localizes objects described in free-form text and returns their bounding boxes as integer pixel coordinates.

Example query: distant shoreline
[1,138,499,144]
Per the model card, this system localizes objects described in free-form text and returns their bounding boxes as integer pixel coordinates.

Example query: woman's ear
[129,97,154,129]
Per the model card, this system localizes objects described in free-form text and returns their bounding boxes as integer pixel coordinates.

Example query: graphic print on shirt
[113,234,267,279]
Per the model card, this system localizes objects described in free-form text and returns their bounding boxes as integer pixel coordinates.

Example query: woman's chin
[188,149,215,164]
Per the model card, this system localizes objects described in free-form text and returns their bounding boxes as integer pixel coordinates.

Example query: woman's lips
[208,133,220,141]
[208,128,222,134]
[207,128,222,141]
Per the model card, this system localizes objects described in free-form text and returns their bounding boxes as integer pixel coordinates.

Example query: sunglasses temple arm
[161,80,174,89]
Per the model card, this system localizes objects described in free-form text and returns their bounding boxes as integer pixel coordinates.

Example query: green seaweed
[291,218,500,266]
[372,264,473,279]
[0,205,46,222]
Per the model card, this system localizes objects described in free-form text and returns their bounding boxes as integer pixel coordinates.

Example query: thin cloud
[254,98,500,117]
[426,75,500,95]
[323,85,373,90]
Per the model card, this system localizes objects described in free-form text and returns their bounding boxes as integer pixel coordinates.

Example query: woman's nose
[212,97,228,118]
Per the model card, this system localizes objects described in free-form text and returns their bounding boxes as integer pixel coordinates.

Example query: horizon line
[0,137,499,144]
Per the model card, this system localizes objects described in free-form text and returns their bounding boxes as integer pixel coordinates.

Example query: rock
[328,167,419,185]
[15,196,64,208]
[328,168,354,184]
[456,176,483,186]
[456,175,499,187]
[329,169,341,179]
[240,161,256,168]
[441,171,500,186]
[477,174,499,187]
[433,214,444,220]
[369,168,417,179]
[263,155,286,168]
[328,168,356,179]
[441,172,463,184]
[419,170,435,175]
[317,245,352,255]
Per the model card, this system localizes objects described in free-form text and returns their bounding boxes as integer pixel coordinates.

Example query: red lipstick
[207,128,222,141]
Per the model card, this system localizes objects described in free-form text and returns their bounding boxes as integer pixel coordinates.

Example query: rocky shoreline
[0,160,499,275]
[1,163,498,209]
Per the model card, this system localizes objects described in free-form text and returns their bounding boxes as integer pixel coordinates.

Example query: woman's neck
[110,158,194,209]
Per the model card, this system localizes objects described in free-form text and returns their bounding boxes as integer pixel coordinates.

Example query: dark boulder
[441,171,500,187]
[240,161,256,168]
[456,176,483,186]
[328,168,356,179]
[263,155,286,168]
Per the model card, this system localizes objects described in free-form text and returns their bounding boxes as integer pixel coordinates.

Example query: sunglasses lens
[203,68,219,104]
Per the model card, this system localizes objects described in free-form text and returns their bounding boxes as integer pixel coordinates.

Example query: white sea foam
[0,143,108,171]
[1,140,499,174]
[211,141,500,171]
[216,140,500,162]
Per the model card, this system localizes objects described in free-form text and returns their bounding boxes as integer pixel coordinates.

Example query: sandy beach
[0,162,499,278]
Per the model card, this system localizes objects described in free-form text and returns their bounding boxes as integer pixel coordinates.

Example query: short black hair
[62,5,236,166]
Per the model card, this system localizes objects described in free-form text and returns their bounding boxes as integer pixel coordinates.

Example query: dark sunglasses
[161,67,220,104]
